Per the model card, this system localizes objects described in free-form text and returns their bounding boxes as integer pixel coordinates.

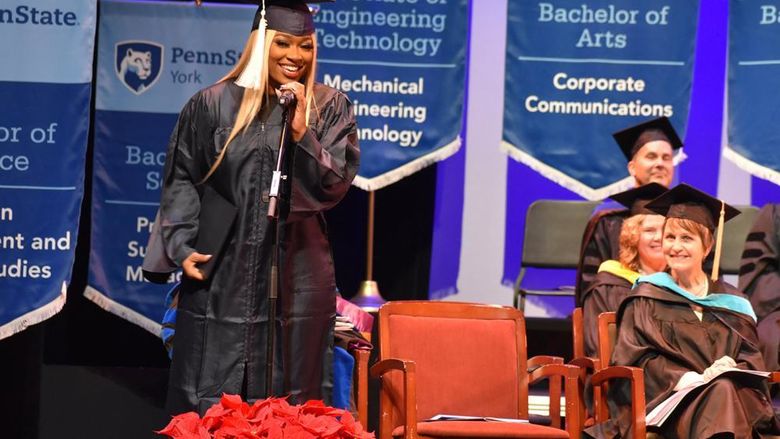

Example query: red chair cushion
[391,421,570,438]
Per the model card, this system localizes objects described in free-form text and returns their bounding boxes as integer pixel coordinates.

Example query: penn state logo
[115,41,164,95]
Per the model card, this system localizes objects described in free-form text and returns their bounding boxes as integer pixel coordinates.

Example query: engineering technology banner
[315,0,468,190]
[0,0,97,339]
[502,0,698,200]
[726,0,780,187]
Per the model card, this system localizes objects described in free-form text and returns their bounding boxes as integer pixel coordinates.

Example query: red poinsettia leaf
[264,420,284,438]
[282,423,319,439]
[157,412,206,438]
[273,399,301,418]
[222,414,253,429]
[202,402,233,430]
[247,404,273,423]
[301,401,344,417]
[221,393,248,412]
[339,411,358,430]
[305,415,343,437]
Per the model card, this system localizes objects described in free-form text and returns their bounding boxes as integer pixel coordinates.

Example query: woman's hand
[702,355,737,381]
[278,81,308,142]
[182,251,212,281]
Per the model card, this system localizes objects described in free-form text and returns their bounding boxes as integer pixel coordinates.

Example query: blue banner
[315,0,468,190]
[726,0,780,189]
[502,0,698,200]
[86,0,254,335]
[0,0,96,339]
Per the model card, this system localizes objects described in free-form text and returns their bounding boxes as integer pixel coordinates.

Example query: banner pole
[350,190,386,312]
[366,189,375,280]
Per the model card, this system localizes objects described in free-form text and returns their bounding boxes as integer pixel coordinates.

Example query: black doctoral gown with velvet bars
[142,81,359,415]
[739,203,780,373]
[585,280,779,438]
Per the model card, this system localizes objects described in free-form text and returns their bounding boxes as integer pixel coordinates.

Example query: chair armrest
[568,356,600,374]
[370,358,414,377]
[370,359,418,439]
[353,349,370,428]
[591,366,646,439]
[528,363,582,438]
[568,356,602,427]
[528,355,564,371]
[591,365,643,385]
[528,355,566,427]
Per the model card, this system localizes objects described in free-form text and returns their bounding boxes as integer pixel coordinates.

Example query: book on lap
[646,369,771,427]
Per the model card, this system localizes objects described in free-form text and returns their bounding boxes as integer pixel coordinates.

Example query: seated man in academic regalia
[575,116,682,305]
[739,203,780,373]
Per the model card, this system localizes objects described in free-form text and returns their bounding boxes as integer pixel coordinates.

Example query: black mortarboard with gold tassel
[644,183,741,281]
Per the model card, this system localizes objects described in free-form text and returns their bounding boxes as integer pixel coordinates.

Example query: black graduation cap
[237,0,332,89]
[612,116,683,161]
[645,183,741,280]
[644,183,740,232]
[252,0,334,36]
[609,182,668,216]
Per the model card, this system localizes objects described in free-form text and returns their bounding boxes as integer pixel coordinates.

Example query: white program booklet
[427,414,529,423]
[645,369,770,427]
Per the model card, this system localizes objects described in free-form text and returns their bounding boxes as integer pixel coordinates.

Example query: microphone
[279,89,296,108]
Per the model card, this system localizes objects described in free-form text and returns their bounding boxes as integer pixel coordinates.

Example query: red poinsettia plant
[157,394,374,439]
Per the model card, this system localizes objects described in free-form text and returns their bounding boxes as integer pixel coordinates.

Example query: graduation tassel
[710,200,726,281]
[236,0,267,90]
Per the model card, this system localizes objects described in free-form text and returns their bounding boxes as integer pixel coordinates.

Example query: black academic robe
[575,209,627,307]
[739,203,780,372]
[581,270,633,358]
[142,81,359,415]
[586,280,778,438]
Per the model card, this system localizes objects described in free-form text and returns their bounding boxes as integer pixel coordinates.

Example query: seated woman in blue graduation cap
[586,184,780,439]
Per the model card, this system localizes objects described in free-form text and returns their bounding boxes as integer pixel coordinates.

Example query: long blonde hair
[201,29,318,182]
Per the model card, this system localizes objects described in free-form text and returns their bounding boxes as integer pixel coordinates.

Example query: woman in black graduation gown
[582,183,667,358]
[142,0,359,415]
[590,184,779,438]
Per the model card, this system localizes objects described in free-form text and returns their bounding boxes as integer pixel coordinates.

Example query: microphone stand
[265,101,292,396]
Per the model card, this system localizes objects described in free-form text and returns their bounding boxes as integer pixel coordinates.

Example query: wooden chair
[568,307,601,428]
[370,301,582,438]
[571,307,585,360]
[590,312,648,439]
[353,349,370,428]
